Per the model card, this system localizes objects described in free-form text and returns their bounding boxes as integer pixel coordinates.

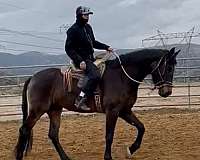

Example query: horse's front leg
[119,110,145,157]
[104,108,119,160]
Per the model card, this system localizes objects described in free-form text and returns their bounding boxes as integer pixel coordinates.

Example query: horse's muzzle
[158,84,173,97]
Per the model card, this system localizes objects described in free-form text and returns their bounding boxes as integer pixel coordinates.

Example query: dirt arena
[0,108,200,160]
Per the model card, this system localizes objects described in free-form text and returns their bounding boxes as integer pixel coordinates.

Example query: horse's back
[27,68,63,107]
[32,68,61,81]
[29,68,61,89]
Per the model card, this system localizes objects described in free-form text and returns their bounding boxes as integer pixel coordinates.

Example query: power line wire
[0,28,64,43]
[0,1,64,18]
[0,39,63,50]
[0,47,64,55]
[0,2,24,9]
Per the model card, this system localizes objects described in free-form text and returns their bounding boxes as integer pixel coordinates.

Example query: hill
[0,43,199,67]
[0,51,68,66]
[0,43,199,80]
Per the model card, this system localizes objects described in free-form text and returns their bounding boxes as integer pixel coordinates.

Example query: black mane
[106,49,168,67]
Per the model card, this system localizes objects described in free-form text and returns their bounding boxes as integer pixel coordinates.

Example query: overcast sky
[0,0,200,54]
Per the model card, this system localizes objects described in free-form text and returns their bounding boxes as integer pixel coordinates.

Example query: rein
[112,51,172,89]
[112,51,144,84]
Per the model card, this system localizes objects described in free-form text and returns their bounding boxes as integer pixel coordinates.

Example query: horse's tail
[21,77,34,156]
[22,77,31,124]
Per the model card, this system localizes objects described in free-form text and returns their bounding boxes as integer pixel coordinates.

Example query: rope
[97,51,159,90]
[112,51,144,84]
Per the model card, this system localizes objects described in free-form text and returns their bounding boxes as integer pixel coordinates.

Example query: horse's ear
[168,49,180,63]
[175,49,181,55]
[169,47,175,54]
[169,47,180,58]
[171,49,180,59]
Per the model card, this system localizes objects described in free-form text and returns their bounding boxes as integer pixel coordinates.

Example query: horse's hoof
[125,146,133,159]
[104,155,113,160]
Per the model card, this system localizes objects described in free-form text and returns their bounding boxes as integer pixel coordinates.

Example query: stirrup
[75,96,90,111]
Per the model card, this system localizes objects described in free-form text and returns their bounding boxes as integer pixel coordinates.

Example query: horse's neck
[124,64,150,82]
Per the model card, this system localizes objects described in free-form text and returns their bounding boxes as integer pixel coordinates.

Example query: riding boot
[75,95,90,111]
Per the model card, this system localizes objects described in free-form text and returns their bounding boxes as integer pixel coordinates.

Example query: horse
[14,47,180,160]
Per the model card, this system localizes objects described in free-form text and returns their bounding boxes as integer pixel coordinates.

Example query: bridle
[112,51,173,89]
[150,55,173,89]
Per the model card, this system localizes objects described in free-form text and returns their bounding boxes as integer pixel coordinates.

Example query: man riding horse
[65,6,113,111]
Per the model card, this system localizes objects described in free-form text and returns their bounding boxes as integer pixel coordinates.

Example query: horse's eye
[168,66,173,72]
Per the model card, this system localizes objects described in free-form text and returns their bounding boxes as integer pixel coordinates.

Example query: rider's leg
[75,60,101,110]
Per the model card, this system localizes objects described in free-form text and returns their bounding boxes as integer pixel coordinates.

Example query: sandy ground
[0,109,200,160]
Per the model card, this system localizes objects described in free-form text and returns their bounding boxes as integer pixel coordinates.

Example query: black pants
[82,60,101,97]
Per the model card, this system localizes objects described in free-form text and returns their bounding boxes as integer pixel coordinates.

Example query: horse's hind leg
[24,130,33,156]
[119,110,145,157]
[15,111,43,160]
[48,109,71,160]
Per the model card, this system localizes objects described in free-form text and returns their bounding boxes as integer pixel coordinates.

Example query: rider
[65,6,113,111]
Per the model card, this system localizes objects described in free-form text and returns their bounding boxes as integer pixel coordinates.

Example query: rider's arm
[93,40,110,50]
[87,24,110,50]
[65,28,83,67]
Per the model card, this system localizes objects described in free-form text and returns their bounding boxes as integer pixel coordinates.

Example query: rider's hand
[107,47,113,53]
[80,61,86,70]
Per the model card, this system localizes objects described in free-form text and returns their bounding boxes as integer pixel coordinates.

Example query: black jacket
[65,20,109,68]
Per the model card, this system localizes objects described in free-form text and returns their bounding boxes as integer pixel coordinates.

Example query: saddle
[61,53,111,112]
[61,61,106,91]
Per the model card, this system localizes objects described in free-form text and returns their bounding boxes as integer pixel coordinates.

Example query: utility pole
[59,24,71,34]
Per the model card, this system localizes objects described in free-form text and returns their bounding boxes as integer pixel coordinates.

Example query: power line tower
[142,27,198,49]
[142,26,200,108]
[141,26,198,80]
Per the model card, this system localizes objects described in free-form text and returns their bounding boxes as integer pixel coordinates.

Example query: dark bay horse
[15,47,180,160]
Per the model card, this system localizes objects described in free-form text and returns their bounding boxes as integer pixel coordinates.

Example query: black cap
[76,6,93,16]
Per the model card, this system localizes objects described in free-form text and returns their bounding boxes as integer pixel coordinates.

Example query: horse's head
[151,47,180,97]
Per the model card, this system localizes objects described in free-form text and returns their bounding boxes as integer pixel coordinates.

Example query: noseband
[151,55,173,89]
